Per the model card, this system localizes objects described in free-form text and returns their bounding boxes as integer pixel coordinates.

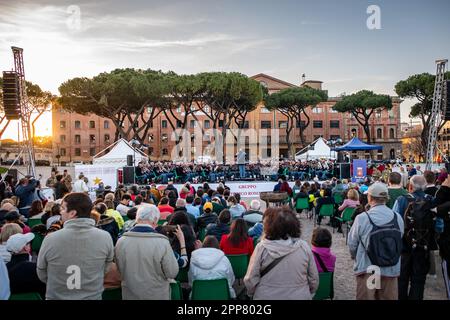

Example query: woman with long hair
[220,218,254,256]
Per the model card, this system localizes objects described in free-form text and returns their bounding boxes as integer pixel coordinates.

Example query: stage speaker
[122,166,135,184]
[126,155,133,167]
[340,163,351,179]
[444,80,450,121]
[7,169,18,182]
[2,71,21,120]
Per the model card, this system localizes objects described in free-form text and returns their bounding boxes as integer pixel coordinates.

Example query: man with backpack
[348,182,404,300]
[393,175,437,300]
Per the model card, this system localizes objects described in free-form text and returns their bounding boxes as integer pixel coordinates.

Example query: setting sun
[1,110,52,141]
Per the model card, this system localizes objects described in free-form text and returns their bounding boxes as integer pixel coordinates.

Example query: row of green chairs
[313,203,335,227]
[334,207,355,244]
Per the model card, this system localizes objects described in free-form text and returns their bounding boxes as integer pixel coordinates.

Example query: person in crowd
[28,200,44,219]
[0,259,9,300]
[158,197,174,220]
[0,175,15,203]
[315,188,335,226]
[242,199,263,227]
[37,193,114,300]
[189,235,236,298]
[186,195,200,218]
[158,224,190,269]
[338,189,360,212]
[197,202,218,230]
[122,207,138,234]
[4,211,31,234]
[97,206,120,246]
[393,175,437,300]
[206,209,231,242]
[248,221,263,240]
[115,204,178,300]
[292,180,302,197]
[228,196,246,220]
[54,175,69,200]
[348,183,404,300]
[62,170,72,192]
[0,202,17,225]
[220,218,254,256]
[279,175,293,197]
[211,196,225,214]
[165,181,179,199]
[387,172,409,209]
[424,170,438,197]
[15,177,38,217]
[73,174,89,193]
[0,223,23,263]
[6,233,46,298]
[179,186,190,200]
[311,228,336,273]
[437,167,448,184]
[116,194,131,216]
[45,171,57,189]
[234,193,247,211]
[244,207,319,300]
[44,203,61,230]
[104,200,124,230]
[332,180,345,197]
[167,191,177,209]
[167,211,197,257]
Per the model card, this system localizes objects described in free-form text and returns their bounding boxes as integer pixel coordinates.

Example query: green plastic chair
[9,292,42,300]
[102,287,122,300]
[295,197,309,216]
[336,207,355,243]
[226,254,249,279]
[333,193,344,205]
[315,204,334,226]
[27,218,42,228]
[176,267,189,283]
[170,281,183,300]
[253,236,260,248]
[313,272,334,300]
[122,216,130,222]
[191,279,230,300]
[31,232,45,254]
[198,228,206,242]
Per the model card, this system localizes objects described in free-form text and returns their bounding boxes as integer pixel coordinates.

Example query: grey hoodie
[244,237,319,300]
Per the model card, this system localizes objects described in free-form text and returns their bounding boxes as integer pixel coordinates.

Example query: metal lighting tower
[425,59,448,171]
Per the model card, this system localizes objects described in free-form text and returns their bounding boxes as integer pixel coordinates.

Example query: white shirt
[73,179,88,193]
[116,204,130,216]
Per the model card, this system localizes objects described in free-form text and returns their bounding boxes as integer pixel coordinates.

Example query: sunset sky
[1,0,449,140]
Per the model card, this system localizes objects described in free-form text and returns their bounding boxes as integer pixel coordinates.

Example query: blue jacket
[0,259,10,300]
[15,180,37,209]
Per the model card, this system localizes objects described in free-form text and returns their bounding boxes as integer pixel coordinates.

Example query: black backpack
[403,194,435,251]
[362,212,402,267]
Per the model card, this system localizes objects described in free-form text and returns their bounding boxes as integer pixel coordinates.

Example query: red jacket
[220,234,254,256]
[280,182,292,197]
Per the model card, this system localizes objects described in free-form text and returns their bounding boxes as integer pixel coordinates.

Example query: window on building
[148,134,153,142]
[147,107,153,114]
[190,120,197,128]
[75,121,81,129]
[104,134,110,142]
[204,120,210,129]
[161,120,167,128]
[329,107,338,113]
[75,135,81,143]
[390,128,395,139]
[90,135,96,143]
[90,147,96,156]
[60,121,66,129]
[218,120,224,127]
[261,107,270,113]
[314,135,322,140]
[296,120,306,129]
[162,148,168,155]
[279,121,288,129]
[313,120,323,128]
[351,128,357,137]
[262,148,272,157]
[388,109,395,119]
[133,122,139,128]
[60,148,66,156]
[148,147,154,155]
[240,121,249,129]
[75,148,81,156]
[104,121,109,129]
[330,135,341,140]
[161,134,168,142]
[377,128,383,139]
[375,110,382,118]
[330,120,340,128]
[261,121,272,129]
[312,107,322,114]
[89,121,95,129]
[176,106,182,113]
[203,105,210,113]
[60,135,66,143]
[176,120,182,128]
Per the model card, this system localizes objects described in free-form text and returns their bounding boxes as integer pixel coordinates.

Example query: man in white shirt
[73,174,89,193]
[116,194,131,216]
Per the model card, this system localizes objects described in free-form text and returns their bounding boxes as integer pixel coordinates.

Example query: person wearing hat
[6,233,46,297]
[347,182,404,300]
[197,202,218,230]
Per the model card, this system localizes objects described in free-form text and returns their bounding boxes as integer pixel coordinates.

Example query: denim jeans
[239,164,246,178]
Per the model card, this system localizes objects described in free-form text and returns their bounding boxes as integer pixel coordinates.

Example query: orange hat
[203,202,213,211]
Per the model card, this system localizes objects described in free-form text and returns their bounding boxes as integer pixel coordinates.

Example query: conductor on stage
[236,149,246,179]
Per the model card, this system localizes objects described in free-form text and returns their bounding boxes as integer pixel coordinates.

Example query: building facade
[52,73,403,163]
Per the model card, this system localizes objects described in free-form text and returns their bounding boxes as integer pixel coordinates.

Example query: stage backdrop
[352,159,367,182]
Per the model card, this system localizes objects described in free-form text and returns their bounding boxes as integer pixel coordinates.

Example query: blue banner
[352,159,367,182]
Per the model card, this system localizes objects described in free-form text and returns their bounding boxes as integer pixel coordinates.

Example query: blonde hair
[347,189,360,201]
[90,211,101,224]
[104,193,115,202]
[0,223,23,243]
[44,201,55,213]
[1,198,15,207]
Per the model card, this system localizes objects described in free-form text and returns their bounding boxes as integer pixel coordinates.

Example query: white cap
[367,182,389,198]
[6,233,35,254]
